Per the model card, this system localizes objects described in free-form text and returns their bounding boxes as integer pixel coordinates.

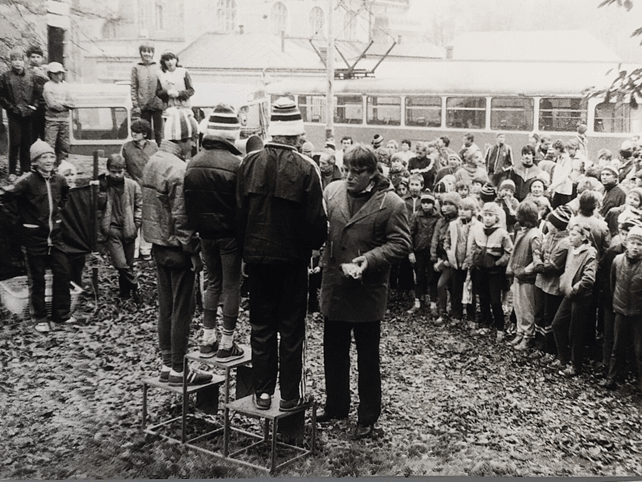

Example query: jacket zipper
[45,174,53,254]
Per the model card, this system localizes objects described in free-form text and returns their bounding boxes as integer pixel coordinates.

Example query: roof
[449,30,621,63]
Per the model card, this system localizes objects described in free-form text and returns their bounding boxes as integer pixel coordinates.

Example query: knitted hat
[26,45,44,57]
[601,165,619,178]
[628,226,642,241]
[131,118,151,135]
[460,197,479,212]
[628,188,642,204]
[420,191,436,204]
[547,205,573,231]
[268,97,304,137]
[480,183,497,203]
[481,202,503,220]
[245,135,263,154]
[434,180,448,194]
[164,107,198,141]
[441,192,462,208]
[571,222,592,240]
[498,179,516,193]
[47,62,65,74]
[207,104,240,140]
[372,134,384,149]
[30,139,55,162]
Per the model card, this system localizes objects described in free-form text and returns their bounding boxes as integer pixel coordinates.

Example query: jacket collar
[159,140,185,160]
[333,176,394,226]
[265,141,297,152]
[201,135,241,155]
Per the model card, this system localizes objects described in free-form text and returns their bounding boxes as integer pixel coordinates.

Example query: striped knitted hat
[547,205,573,231]
[164,107,198,141]
[207,104,240,140]
[480,182,497,203]
[269,97,304,137]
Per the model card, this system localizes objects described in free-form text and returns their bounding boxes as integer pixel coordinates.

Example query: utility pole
[325,0,334,141]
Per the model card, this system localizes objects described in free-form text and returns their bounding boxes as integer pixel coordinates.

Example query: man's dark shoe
[279,397,307,412]
[168,370,213,387]
[215,342,245,362]
[316,410,347,423]
[159,368,170,383]
[255,393,271,410]
[353,423,379,440]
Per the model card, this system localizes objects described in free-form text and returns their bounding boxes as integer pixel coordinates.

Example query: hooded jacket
[559,243,597,299]
[236,141,327,264]
[320,175,411,322]
[465,219,513,271]
[184,135,241,240]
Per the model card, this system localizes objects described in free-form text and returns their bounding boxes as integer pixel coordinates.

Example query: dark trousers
[308,269,321,313]
[473,267,505,330]
[534,290,562,355]
[552,295,593,372]
[323,319,381,426]
[247,262,307,401]
[106,228,137,296]
[23,246,71,323]
[154,245,195,372]
[607,314,642,387]
[413,251,437,301]
[602,305,616,370]
[8,114,32,175]
[141,109,163,147]
[32,112,45,141]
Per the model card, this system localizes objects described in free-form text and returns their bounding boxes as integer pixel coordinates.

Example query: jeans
[607,314,642,387]
[153,245,195,372]
[200,237,242,331]
[323,318,381,426]
[513,281,536,339]
[8,114,32,175]
[23,246,71,323]
[44,119,69,165]
[552,295,593,372]
[141,109,163,147]
[247,261,307,401]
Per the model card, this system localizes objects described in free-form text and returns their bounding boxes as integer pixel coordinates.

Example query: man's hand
[190,254,203,273]
[408,252,416,264]
[352,255,368,275]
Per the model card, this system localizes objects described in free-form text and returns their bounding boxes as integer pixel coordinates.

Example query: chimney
[445,45,453,60]
[281,30,285,52]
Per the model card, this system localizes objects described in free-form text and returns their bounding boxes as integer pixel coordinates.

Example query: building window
[310,7,324,39]
[490,97,534,131]
[271,2,288,35]
[446,97,486,129]
[539,98,587,132]
[217,0,236,32]
[138,0,153,35]
[594,101,637,133]
[343,11,356,41]
[155,1,164,31]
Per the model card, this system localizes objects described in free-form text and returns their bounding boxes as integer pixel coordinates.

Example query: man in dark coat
[236,98,327,411]
[319,144,411,439]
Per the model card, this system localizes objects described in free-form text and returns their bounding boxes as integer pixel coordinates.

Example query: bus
[266,60,641,159]
[68,82,269,157]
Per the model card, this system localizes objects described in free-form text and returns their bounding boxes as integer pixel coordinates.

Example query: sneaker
[496,331,506,342]
[508,334,523,346]
[280,397,307,412]
[142,253,152,261]
[407,299,421,315]
[65,316,79,324]
[199,332,219,359]
[159,366,171,383]
[429,302,437,314]
[168,369,213,387]
[434,316,445,325]
[215,343,245,362]
[353,423,382,440]
[514,338,530,351]
[541,353,556,364]
[34,321,51,333]
[254,393,271,410]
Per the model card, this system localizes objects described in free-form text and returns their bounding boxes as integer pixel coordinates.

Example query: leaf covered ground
[1,255,642,479]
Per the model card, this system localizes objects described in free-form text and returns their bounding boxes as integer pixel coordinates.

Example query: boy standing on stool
[42,62,73,166]
[98,154,142,300]
[4,140,73,332]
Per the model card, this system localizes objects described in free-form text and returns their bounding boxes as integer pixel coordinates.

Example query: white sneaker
[407,299,421,314]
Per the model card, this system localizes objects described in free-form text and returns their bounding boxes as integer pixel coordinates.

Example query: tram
[266,61,642,159]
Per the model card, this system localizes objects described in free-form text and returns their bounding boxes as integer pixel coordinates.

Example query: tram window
[334,95,363,124]
[490,97,534,131]
[594,101,634,133]
[298,95,326,123]
[72,107,128,141]
[446,97,485,129]
[367,96,401,126]
[538,97,587,132]
[405,96,441,127]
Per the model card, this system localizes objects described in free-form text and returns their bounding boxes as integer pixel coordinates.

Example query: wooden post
[325,0,334,141]
[91,150,102,296]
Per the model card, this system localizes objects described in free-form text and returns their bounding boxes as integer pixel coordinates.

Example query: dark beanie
[480,183,497,203]
[547,205,573,231]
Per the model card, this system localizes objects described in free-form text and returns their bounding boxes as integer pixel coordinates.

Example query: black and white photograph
[2,0,642,478]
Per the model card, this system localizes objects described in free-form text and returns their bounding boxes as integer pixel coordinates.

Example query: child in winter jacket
[465,202,513,336]
[42,62,74,166]
[533,205,572,358]
[444,197,479,321]
[603,225,642,391]
[551,222,598,376]
[407,191,441,314]
[506,200,542,348]
[98,154,142,300]
[430,191,462,322]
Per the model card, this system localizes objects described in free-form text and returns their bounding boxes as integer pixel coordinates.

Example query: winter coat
[599,237,626,301]
[410,205,440,253]
[559,243,597,299]
[97,175,142,241]
[430,215,456,261]
[236,141,326,264]
[0,68,39,118]
[600,184,627,218]
[156,67,194,111]
[484,143,513,176]
[535,230,570,296]
[502,164,543,202]
[465,223,513,272]
[130,61,163,112]
[611,253,642,317]
[507,226,542,284]
[184,136,242,240]
[141,140,198,253]
[121,139,158,186]
[320,176,411,322]
[445,217,478,269]
[5,169,69,254]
